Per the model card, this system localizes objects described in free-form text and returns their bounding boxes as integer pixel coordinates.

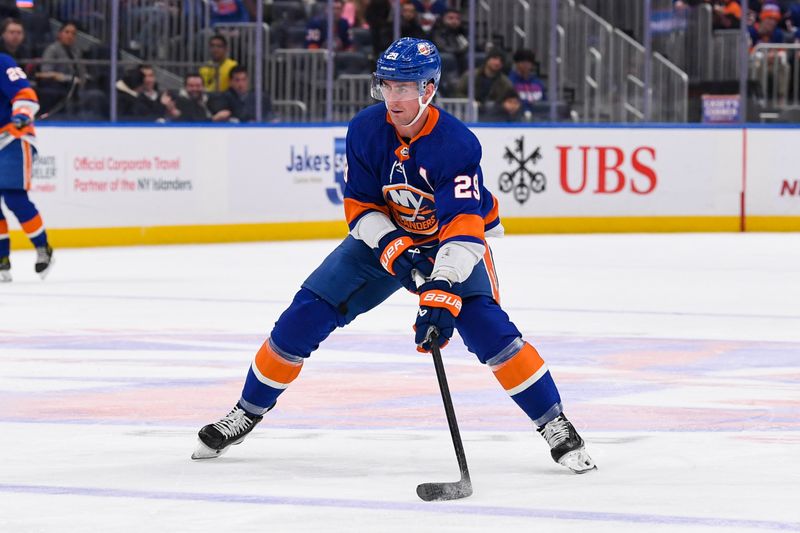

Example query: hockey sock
[0,218,9,257]
[239,338,303,415]
[3,191,48,248]
[21,214,48,248]
[488,340,563,427]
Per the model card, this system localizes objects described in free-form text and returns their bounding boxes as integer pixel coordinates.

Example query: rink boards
[7,123,800,248]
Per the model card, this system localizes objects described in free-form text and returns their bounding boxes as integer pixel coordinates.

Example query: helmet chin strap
[387,89,437,128]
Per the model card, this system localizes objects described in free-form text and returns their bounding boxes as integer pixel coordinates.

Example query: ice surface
[1,233,799,532]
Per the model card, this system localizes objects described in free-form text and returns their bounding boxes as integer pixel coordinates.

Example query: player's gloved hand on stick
[414,279,462,352]
[375,230,433,292]
[11,108,33,129]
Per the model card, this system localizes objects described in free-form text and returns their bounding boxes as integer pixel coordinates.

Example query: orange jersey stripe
[0,219,9,234]
[23,141,33,190]
[483,245,500,303]
[484,195,500,227]
[20,213,43,234]
[491,343,546,393]
[344,198,389,225]
[253,341,303,387]
[12,87,38,104]
[439,213,485,243]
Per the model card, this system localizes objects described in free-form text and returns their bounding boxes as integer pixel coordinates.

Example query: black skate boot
[537,413,597,473]
[35,245,54,279]
[0,256,10,282]
[191,403,267,460]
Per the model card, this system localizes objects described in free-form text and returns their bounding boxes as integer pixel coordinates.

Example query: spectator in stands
[713,0,742,29]
[749,3,788,46]
[209,0,251,25]
[209,65,272,122]
[400,2,427,40]
[116,66,171,122]
[39,21,86,83]
[509,49,547,112]
[455,48,514,109]
[305,0,352,51]
[411,0,447,34]
[0,17,25,61]
[133,63,182,121]
[200,34,238,93]
[788,3,800,41]
[38,21,87,115]
[365,0,392,57]
[481,89,529,122]
[431,9,468,73]
[140,64,160,102]
[175,72,231,122]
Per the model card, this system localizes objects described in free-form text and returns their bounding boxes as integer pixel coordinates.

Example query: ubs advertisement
[474,127,742,217]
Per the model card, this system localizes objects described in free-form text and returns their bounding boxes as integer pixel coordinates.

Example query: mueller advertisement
[11,124,795,247]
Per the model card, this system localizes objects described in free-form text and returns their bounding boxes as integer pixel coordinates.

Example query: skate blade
[37,257,55,280]
[558,449,597,474]
[191,439,230,460]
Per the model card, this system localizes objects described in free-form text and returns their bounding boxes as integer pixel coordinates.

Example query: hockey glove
[375,230,434,292]
[11,108,34,129]
[414,279,462,353]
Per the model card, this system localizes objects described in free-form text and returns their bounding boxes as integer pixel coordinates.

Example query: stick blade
[416,481,473,502]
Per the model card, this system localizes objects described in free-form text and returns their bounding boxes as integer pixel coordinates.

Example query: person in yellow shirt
[199,34,238,93]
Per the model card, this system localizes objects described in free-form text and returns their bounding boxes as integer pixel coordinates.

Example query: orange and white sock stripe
[0,219,8,242]
[250,340,303,390]
[490,342,548,397]
[20,213,45,240]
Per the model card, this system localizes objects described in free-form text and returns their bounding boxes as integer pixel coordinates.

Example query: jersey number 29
[454,174,480,200]
[6,67,27,82]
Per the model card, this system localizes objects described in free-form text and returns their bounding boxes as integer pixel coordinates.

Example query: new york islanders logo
[417,43,433,56]
[383,183,438,235]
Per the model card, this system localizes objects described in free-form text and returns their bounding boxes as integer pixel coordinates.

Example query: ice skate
[191,404,264,460]
[538,413,597,474]
[35,245,54,279]
[0,256,10,282]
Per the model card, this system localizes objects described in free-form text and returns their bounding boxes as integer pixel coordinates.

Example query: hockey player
[193,38,595,474]
[0,52,53,282]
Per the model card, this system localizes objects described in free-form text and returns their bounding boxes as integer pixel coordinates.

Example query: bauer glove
[374,230,434,293]
[414,279,462,352]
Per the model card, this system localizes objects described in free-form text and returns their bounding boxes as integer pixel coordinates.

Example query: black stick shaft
[430,337,470,481]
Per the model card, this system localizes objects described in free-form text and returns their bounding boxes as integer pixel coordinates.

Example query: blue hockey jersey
[0,53,37,136]
[344,103,500,248]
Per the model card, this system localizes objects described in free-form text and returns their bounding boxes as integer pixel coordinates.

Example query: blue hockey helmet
[371,37,442,102]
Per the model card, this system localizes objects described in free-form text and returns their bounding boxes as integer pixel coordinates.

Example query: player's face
[382,80,427,123]
[382,80,437,126]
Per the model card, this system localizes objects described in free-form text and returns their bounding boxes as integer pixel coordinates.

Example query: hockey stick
[37,74,78,121]
[416,331,473,501]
